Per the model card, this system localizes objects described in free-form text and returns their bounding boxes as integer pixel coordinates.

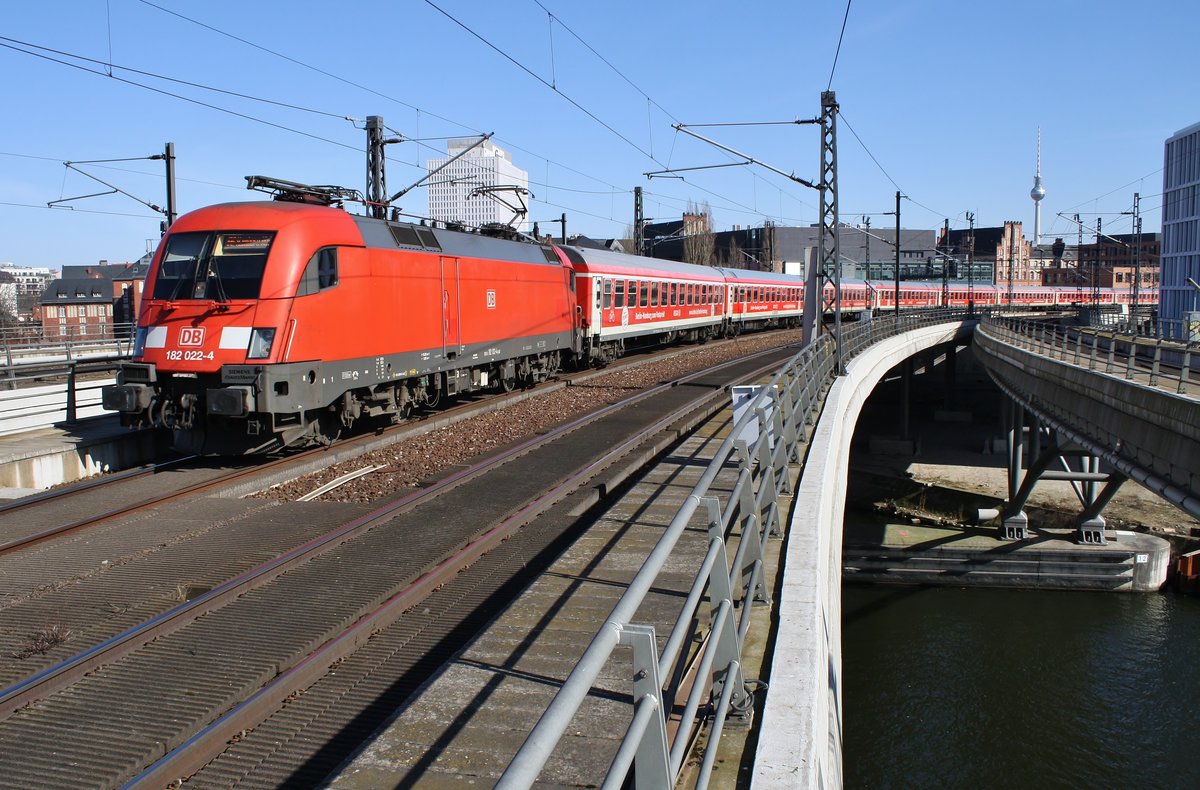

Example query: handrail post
[65,362,78,423]
[613,625,671,790]
[4,342,14,390]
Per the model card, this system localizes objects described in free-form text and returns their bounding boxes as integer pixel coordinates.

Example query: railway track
[0,335,797,788]
[0,334,788,690]
[0,334,768,551]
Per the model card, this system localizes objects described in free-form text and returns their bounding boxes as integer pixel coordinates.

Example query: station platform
[0,418,163,498]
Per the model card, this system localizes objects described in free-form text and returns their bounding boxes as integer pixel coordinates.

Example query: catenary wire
[133,0,807,230]
[827,0,853,91]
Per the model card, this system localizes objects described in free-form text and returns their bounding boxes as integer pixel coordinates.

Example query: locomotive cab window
[297,247,339,296]
[153,231,274,301]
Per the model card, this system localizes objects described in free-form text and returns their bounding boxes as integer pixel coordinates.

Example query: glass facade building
[1161,121,1200,337]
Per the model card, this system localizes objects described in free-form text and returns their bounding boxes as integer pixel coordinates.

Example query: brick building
[1040,233,1161,290]
[36,257,151,340]
[39,279,115,340]
[940,221,1035,286]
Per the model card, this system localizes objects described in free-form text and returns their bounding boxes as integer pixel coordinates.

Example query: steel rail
[0,453,193,516]
[0,334,760,550]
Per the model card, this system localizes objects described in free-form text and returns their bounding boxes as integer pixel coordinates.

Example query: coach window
[640,282,649,308]
[297,247,338,296]
[603,279,613,309]
[615,280,625,308]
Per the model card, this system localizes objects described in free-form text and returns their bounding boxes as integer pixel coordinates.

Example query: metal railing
[498,310,974,789]
[0,359,123,434]
[1087,313,1192,342]
[984,315,1196,395]
[1,323,136,372]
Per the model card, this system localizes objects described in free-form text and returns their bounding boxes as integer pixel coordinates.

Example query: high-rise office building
[1161,121,1200,338]
[426,138,529,232]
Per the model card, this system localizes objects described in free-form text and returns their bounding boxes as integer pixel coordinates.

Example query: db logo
[179,327,206,347]
[486,289,497,309]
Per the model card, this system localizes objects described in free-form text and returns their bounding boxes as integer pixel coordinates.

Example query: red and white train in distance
[102,192,1155,454]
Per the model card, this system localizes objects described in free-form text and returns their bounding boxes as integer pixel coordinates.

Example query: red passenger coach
[104,200,575,454]
[719,268,803,330]
[559,246,727,365]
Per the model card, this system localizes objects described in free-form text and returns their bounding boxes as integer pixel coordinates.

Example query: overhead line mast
[658,93,842,370]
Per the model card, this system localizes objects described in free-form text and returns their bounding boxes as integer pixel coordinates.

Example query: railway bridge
[0,310,1195,788]
[749,313,1197,788]
[456,309,1190,782]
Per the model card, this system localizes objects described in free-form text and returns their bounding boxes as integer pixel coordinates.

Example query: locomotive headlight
[247,327,276,359]
[133,326,148,357]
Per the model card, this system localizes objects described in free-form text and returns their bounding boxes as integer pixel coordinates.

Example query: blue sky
[1,0,1195,268]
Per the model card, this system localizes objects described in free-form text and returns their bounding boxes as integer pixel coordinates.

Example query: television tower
[1030,127,1045,245]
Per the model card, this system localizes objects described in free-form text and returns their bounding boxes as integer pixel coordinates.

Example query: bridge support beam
[1000,400,1029,539]
[986,399,1129,543]
[1075,469,1128,545]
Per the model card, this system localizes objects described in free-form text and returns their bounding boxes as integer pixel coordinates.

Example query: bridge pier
[942,343,958,408]
[999,400,1030,539]
[989,399,1129,544]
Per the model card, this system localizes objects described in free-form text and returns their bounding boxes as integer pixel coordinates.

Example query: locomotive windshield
[152,231,275,301]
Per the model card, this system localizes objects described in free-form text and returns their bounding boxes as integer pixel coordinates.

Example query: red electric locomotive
[103,197,577,453]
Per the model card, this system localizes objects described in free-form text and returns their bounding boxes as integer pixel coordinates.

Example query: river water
[842,584,1200,788]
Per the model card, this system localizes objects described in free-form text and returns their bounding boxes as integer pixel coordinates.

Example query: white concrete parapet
[753,322,970,789]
